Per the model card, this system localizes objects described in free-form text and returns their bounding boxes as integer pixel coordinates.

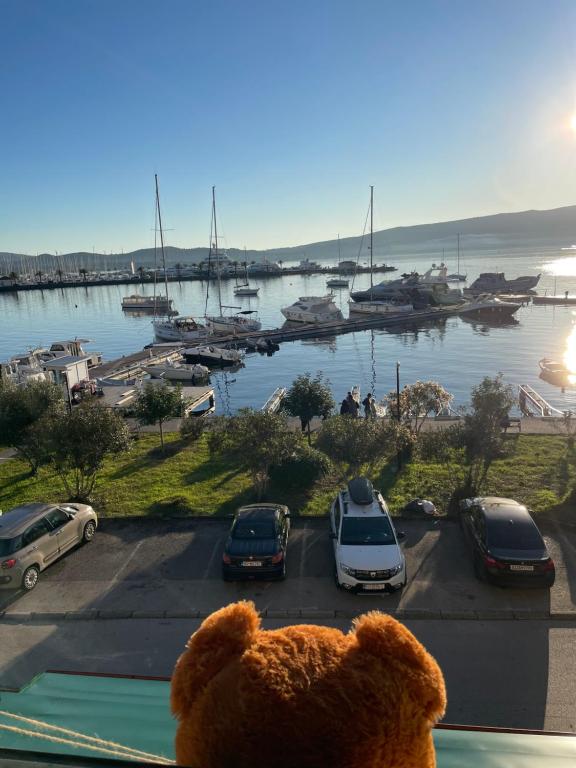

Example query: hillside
[2,204,576,272]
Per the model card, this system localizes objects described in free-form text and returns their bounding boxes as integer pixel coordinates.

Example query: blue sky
[2,0,576,253]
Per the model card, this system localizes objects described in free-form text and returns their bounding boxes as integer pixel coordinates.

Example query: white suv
[330,478,406,593]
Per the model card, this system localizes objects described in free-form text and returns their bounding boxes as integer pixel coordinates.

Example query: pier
[90,306,459,383]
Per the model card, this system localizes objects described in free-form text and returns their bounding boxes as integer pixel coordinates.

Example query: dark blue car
[222,504,290,581]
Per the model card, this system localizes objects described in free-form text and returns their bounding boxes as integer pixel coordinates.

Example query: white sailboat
[205,188,262,334]
[234,251,259,296]
[348,187,413,318]
[151,175,208,344]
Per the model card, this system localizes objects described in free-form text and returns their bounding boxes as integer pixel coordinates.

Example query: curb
[1,608,575,623]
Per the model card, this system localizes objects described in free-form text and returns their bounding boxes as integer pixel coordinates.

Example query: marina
[4,244,576,416]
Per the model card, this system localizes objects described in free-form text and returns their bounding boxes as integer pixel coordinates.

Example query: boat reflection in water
[459,314,520,335]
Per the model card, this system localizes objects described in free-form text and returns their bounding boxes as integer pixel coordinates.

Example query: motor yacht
[142,360,210,382]
[458,294,521,319]
[466,272,540,295]
[281,295,343,323]
[182,345,245,368]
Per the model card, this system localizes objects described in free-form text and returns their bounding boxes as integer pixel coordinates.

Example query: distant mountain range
[2,204,576,273]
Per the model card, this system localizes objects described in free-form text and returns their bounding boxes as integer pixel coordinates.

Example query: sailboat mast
[457,233,460,275]
[155,174,170,313]
[212,186,222,313]
[370,185,374,293]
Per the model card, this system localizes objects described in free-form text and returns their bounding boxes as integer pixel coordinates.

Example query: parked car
[222,504,290,580]
[459,496,555,587]
[330,477,406,593]
[0,502,98,591]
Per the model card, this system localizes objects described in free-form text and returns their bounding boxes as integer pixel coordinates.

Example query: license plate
[241,561,262,567]
[363,583,386,590]
[510,564,534,572]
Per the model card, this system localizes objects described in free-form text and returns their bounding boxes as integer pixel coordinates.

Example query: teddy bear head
[171,601,446,768]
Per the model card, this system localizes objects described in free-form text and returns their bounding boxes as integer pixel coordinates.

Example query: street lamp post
[396,361,402,470]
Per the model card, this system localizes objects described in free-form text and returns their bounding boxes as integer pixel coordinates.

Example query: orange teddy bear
[171,601,446,768]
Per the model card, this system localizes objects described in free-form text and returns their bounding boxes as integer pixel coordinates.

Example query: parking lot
[1,516,575,619]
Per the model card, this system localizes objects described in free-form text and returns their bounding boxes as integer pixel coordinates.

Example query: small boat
[447,273,467,282]
[234,285,259,296]
[458,294,521,319]
[122,294,173,312]
[142,360,210,382]
[281,295,343,323]
[262,387,287,413]
[348,299,413,316]
[233,258,259,296]
[538,358,576,388]
[182,345,245,368]
[326,277,349,288]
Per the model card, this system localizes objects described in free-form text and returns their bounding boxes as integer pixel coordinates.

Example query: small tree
[48,403,131,501]
[0,379,65,474]
[385,381,453,437]
[207,409,300,498]
[134,382,183,452]
[462,374,515,493]
[316,416,411,476]
[281,372,335,444]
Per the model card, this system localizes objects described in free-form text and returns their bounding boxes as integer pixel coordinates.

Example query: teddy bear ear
[353,611,446,722]
[171,601,260,719]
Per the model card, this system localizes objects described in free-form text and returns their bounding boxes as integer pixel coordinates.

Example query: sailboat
[447,234,467,282]
[348,187,413,317]
[152,176,208,344]
[327,235,350,288]
[205,188,262,334]
[234,251,259,296]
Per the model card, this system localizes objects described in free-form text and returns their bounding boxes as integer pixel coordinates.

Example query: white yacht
[41,339,102,368]
[122,294,173,312]
[281,295,343,323]
[182,345,244,368]
[142,360,210,382]
[153,315,208,343]
[247,260,282,276]
[458,294,521,319]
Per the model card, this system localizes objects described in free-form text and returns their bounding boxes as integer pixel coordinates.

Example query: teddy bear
[171,601,446,768]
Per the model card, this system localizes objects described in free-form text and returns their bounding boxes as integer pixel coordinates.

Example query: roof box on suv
[347,477,374,506]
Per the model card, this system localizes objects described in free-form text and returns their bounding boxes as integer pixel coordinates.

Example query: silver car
[0,503,98,591]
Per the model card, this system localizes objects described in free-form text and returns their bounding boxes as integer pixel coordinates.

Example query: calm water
[4,244,576,414]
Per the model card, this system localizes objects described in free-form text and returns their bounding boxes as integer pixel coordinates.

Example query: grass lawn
[0,433,573,519]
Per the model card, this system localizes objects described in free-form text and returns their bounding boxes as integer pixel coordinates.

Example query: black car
[460,496,555,588]
[222,504,290,580]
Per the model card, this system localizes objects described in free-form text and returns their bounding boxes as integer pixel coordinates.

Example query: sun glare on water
[563,322,576,384]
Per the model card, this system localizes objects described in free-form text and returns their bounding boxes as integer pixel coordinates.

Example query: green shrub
[180,415,207,442]
[269,446,333,492]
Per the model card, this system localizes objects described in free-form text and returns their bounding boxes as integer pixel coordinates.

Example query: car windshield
[233,521,276,539]
[487,519,544,550]
[340,517,395,545]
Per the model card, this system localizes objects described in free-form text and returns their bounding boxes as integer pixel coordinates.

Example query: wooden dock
[89,306,460,384]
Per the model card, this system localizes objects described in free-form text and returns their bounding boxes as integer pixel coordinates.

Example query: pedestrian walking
[340,397,350,415]
[346,391,359,418]
[362,393,376,419]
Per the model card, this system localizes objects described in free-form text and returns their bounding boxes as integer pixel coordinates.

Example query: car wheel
[279,561,287,580]
[22,565,39,591]
[222,569,232,582]
[334,568,343,590]
[82,521,96,543]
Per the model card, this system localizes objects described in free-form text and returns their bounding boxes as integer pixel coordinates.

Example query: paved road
[1,518,575,618]
[0,617,575,733]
